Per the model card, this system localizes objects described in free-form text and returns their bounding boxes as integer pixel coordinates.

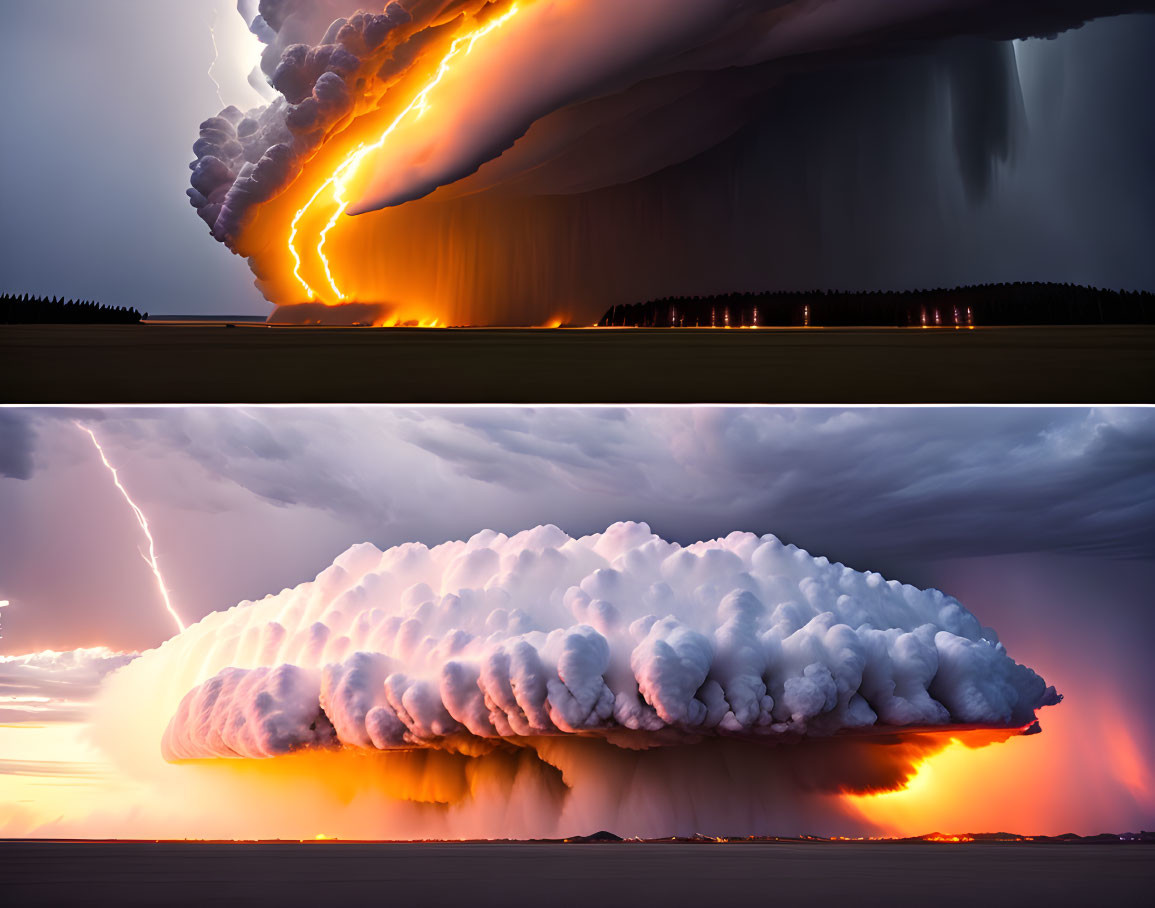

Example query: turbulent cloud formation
[145,523,1056,764]
[0,648,136,723]
[2,406,1151,664]
[183,1,1155,322]
[79,522,1061,836]
[14,405,1151,560]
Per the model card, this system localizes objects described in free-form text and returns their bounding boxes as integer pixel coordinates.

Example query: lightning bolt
[289,3,522,302]
[208,4,226,110]
[76,423,186,635]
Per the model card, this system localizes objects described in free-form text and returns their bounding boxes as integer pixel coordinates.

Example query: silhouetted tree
[596,283,1154,328]
[1,293,144,324]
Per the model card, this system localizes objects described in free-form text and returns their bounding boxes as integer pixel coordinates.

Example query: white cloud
[147,522,1058,763]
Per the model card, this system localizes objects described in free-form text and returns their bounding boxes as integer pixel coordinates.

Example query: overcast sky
[1,405,1151,653]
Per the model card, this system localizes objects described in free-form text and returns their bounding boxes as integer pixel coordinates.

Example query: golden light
[288,3,523,305]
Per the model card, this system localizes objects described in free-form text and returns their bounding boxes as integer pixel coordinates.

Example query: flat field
[1,841,1150,907]
[2,324,1153,402]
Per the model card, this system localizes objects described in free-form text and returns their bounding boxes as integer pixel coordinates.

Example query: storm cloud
[174,1,1155,322]
[78,522,1058,838]
[158,522,1058,764]
[7,406,1153,561]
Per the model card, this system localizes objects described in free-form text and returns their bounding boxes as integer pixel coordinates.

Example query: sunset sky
[1,406,1151,837]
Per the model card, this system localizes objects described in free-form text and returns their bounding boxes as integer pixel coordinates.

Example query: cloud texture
[151,523,1056,767]
[195,0,1155,230]
[179,1,1155,322]
[0,648,136,723]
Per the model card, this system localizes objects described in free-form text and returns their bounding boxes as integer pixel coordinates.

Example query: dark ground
[1,842,1150,907]
[2,325,1153,403]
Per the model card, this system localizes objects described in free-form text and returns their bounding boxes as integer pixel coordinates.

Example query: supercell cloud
[187,0,1155,324]
[102,521,1058,838]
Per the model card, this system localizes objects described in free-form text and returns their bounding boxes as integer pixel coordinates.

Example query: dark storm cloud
[87,407,390,520]
[2,2,1152,320]
[189,0,1155,303]
[12,407,1154,564]
[397,408,1155,560]
[281,1,1155,219]
[0,410,35,480]
[941,39,1020,198]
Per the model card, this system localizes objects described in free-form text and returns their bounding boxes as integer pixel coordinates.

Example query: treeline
[1,293,145,324]
[599,283,1155,328]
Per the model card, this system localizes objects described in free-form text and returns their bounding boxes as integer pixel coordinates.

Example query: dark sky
[0,4,1152,316]
[2,405,1152,653]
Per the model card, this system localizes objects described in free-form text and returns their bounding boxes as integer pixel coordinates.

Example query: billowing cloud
[90,522,1059,836]
[183,0,1155,323]
[113,522,1054,757]
[19,405,1153,559]
[0,647,136,723]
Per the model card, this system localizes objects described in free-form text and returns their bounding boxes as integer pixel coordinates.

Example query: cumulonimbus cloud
[193,0,1155,234]
[186,1,1155,324]
[76,521,1066,838]
[150,522,1058,763]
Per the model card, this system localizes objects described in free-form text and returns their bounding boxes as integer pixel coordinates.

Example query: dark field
[2,842,1150,907]
[3,324,1154,403]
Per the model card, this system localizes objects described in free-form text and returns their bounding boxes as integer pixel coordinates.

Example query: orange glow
[180,747,478,809]
[846,725,1045,834]
[1102,705,1151,802]
[288,3,522,305]
[848,687,1155,836]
